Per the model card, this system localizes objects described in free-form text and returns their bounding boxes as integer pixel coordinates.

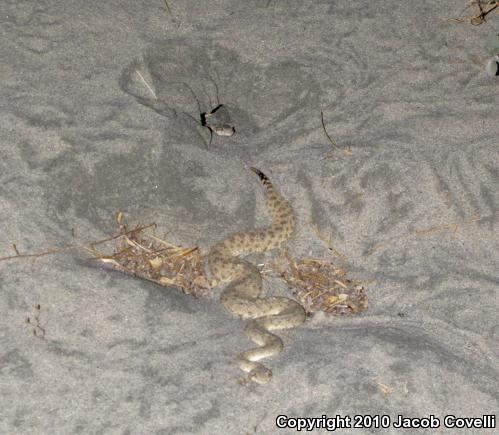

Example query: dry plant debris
[378,383,393,397]
[85,212,212,298]
[265,253,368,316]
[88,214,367,316]
[2,213,368,317]
[91,213,367,315]
[449,1,498,25]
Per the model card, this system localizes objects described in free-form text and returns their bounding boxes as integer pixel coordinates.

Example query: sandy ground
[1,1,498,434]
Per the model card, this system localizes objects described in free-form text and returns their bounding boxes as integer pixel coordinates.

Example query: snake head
[249,367,273,385]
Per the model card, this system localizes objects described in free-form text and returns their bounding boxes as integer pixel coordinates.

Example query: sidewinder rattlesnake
[208,167,306,384]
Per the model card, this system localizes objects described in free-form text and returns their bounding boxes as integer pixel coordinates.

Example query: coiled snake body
[208,168,306,384]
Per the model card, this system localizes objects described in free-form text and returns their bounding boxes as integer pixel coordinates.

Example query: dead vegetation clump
[2,213,368,317]
[88,213,368,316]
[266,255,368,316]
[85,212,212,298]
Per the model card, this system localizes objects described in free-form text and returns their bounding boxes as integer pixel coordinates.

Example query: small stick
[372,212,490,253]
[162,0,180,26]
[309,220,348,262]
[1,245,78,262]
[163,0,174,16]
[448,0,498,25]
[148,233,184,248]
[0,224,157,263]
[176,246,199,258]
[135,71,157,100]
[320,111,352,157]
[321,110,339,149]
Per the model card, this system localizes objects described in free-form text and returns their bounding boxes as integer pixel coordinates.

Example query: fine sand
[1,1,498,434]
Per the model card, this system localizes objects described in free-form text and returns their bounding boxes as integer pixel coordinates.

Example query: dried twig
[320,111,352,158]
[309,220,348,262]
[0,224,156,263]
[449,1,498,25]
[135,71,157,100]
[371,212,490,253]
[378,383,392,397]
[162,0,180,26]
